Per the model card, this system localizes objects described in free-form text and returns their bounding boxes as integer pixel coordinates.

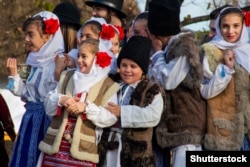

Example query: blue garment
[10,102,50,167]
[241,134,250,151]
[154,144,170,167]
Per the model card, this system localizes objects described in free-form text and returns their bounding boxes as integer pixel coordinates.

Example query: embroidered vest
[39,70,120,163]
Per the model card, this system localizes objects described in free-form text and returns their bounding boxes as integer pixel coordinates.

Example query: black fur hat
[117,36,152,74]
[85,0,126,19]
[148,0,180,36]
[53,2,81,30]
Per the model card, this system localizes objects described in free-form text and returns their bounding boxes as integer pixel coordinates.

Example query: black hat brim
[85,1,126,19]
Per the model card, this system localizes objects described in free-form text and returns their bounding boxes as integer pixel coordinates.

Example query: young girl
[6,11,64,167]
[200,7,250,151]
[67,17,124,74]
[109,25,124,74]
[38,38,119,167]
[98,36,165,167]
[132,11,149,37]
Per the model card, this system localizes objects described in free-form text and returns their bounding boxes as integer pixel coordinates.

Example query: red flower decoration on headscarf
[100,24,115,40]
[244,11,250,27]
[114,25,125,41]
[96,52,112,68]
[44,18,59,34]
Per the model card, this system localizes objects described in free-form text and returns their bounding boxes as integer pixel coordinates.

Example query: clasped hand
[60,96,86,116]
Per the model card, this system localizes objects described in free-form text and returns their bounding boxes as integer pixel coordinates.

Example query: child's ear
[43,34,51,43]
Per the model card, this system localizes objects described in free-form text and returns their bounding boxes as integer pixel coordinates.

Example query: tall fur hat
[53,2,81,30]
[117,36,152,74]
[148,0,180,36]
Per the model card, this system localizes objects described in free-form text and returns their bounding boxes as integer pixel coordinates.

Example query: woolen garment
[149,30,201,90]
[52,2,81,30]
[150,29,206,147]
[148,0,180,36]
[201,44,250,150]
[39,70,119,165]
[98,77,164,167]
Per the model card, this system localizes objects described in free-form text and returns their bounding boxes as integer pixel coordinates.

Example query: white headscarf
[26,11,64,67]
[73,17,113,94]
[73,58,111,94]
[210,7,250,74]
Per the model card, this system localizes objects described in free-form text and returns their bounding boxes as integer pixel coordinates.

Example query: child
[109,25,124,74]
[98,36,165,167]
[200,7,250,151]
[6,11,64,167]
[132,11,149,37]
[38,38,120,167]
[67,17,124,74]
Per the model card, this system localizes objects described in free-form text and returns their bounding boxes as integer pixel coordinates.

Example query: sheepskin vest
[39,70,120,163]
[121,77,164,167]
[201,43,250,150]
[98,77,165,167]
[156,30,207,148]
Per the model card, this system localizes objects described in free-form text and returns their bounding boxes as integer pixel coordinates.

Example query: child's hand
[105,102,121,118]
[224,50,235,69]
[6,58,18,76]
[55,54,67,72]
[67,102,86,115]
[65,54,76,69]
[54,54,68,81]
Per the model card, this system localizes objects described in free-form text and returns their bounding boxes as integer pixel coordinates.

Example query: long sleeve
[120,93,163,128]
[44,88,61,117]
[7,62,57,102]
[149,51,190,90]
[85,93,118,128]
[200,55,234,99]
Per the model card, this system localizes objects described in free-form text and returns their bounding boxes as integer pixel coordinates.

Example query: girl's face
[79,25,99,43]
[24,23,50,52]
[110,33,120,56]
[220,13,243,43]
[133,19,148,37]
[119,58,143,85]
[77,43,96,74]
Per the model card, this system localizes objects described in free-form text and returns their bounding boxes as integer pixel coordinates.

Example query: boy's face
[77,43,96,74]
[119,58,143,85]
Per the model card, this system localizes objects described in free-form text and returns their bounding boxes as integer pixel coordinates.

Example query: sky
[136,0,213,31]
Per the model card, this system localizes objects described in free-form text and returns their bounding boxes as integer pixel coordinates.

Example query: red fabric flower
[44,18,59,34]
[95,52,112,68]
[244,11,250,27]
[114,25,125,41]
[100,24,115,40]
